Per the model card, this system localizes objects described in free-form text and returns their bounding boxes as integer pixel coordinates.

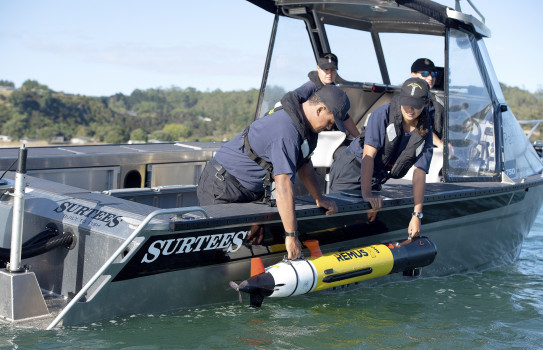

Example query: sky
[1,0,542,97]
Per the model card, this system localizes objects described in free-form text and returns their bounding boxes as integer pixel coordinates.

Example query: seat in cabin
[311,131,346,168]
[311,131,346,193]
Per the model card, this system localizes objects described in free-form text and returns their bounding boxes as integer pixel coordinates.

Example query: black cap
[317,53,338,70]
[399,78,430,110]
[411,58,436,73]
[315,85,350,132]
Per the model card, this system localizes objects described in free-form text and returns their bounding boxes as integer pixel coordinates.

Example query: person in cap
[410,58,451,156]
[294,53,360,137]
[328,77,433,239]
[197,85,351,260]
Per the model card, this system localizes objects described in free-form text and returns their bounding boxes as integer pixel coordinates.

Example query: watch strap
[284,231,299,237]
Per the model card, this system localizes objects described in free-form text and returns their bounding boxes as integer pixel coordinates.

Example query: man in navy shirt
[328,77,433,239]
[295,53,360,137]
[410,58,452,156]
[197,85,350,260]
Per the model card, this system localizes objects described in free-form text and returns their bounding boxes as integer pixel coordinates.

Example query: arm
[360,144,382,222]
[297,160,338,215]
[408,166,426,238]
[344,117,361,137]
[433,132,443,149]
[433,132,454,158]
[274,173,301,260]
[293,81,315,102]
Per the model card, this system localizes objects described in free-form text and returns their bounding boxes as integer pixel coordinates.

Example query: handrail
[465,0,485,24]
[46,206,209,330]
[455,0,485,23]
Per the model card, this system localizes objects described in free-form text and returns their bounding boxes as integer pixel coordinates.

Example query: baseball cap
[399,78,430,110]
[315,85,350,132]
[317,53,338,70]
[411,58,436,73]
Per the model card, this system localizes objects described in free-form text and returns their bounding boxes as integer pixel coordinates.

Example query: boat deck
[14,172,542,233]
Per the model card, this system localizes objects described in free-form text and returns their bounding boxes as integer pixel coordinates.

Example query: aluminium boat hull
[1,173,540,326]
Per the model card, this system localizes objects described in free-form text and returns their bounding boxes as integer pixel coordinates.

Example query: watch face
[413,212,423,219]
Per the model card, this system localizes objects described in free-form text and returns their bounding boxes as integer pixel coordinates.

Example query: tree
[21,79,49,91]
[8,90,40,114]
[130,128,147,141]
[149,130,174,142]
[163,123,191,140]
[75,125,91,137]
[0,80,15,88]
[36,126,59,141]
[104,126,128,144]
[2,114,28,140]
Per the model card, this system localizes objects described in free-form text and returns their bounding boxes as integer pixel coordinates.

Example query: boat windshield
[445,29,543,180]
[256,15,444,118]
[445,29,499,181]
[256,12,543,183]
[477,39,543,179]
[256,16,314,117]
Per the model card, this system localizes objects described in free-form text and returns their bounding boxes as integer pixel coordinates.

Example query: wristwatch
[284,231,299,237]
[412,212,423,219]
[285,231,298,237]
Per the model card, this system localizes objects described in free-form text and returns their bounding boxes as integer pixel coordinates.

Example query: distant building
[0,135,13,142]
[20,138,40,143]
[49,136,65,144]
[71,137,90,144]
[198,116,212,122]
[127,140,146,144]
[148,139,169,144]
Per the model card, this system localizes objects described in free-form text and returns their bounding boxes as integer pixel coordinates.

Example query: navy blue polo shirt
[294,80,318,101]
[349,103,433,173]
[214,110,302,192]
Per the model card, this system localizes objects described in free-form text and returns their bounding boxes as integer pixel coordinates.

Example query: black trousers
[197,158,264,206]
[328,147,385,193]
[328,147,362,193]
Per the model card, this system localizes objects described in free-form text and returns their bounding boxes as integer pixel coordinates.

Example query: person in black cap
[328,77,434,239]
[294,53,360,137]
[410,58,451,156]
[197,85,350,260]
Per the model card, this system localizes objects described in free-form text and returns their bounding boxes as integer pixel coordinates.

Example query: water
[2,208,543,350]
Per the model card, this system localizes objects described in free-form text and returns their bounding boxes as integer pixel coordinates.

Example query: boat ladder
[46,206,209,330]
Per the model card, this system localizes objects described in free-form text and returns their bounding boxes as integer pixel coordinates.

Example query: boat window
[379,33,444,87]
[477,39,543,179]
[477,40,505,103]
[445,29,499,181]
[323,25,382,84]
[256,16,315,118]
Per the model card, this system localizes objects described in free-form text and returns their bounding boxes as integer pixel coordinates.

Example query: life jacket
[360,96,430,185]
[241,92,318,204]
[307,71,325,90]
[430,93,445,139]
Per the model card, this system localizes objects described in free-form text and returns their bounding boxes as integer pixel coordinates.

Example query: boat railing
[456,0,485,23]
[46,206,209,330]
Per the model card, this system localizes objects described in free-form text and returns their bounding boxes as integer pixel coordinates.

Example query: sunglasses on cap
[418,71,438,78]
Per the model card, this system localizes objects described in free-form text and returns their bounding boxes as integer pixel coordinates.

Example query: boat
[1,0,542,329]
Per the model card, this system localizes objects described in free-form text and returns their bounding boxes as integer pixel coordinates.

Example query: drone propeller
[229,280,248,303]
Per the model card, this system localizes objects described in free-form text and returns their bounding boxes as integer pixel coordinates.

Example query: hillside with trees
[0,79,541,144]
[0,79,264,144]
